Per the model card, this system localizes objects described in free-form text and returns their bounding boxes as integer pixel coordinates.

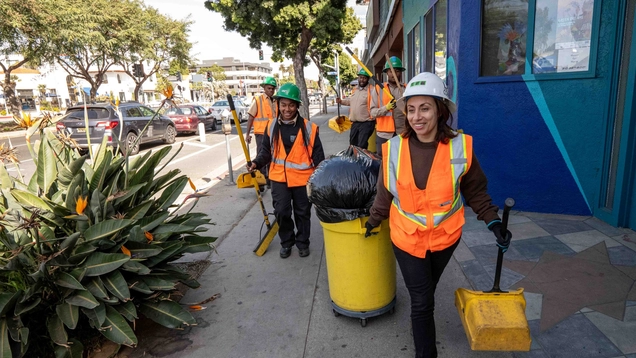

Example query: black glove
[364,221,378,238]
[489,222,512,253]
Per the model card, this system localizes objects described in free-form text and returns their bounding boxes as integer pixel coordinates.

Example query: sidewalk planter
[320,217,396,327]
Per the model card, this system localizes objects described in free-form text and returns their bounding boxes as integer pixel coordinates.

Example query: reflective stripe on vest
[253,95,276,134]
[385,134,469,228]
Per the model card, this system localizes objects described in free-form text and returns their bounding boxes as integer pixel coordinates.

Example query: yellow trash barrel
[367,129,377,153]
[320,217,396,326]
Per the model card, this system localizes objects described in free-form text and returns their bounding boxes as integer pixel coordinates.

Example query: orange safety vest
[252,94,277,135]
[266,118,318,187]
[383,133,473,258]
[374,83,405,133]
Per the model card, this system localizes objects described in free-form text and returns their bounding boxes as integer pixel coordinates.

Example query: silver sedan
[209,99,249,123]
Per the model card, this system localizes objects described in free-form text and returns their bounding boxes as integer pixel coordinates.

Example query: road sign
[327,71,337,76]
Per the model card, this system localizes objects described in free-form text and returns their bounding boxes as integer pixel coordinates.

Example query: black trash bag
[308,145,381,223]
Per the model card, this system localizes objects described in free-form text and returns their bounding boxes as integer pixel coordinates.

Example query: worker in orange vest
[245,76,278,187]
[365,72,512,358]
[247,83,325,259]
[369,56,407,156]
[336,69,375,149]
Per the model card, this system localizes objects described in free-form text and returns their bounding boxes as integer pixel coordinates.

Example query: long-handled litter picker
[345,46,394,102]
[227,94,279,256]
[454,198,531,351]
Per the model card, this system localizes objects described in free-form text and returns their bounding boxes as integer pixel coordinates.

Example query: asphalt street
[0,104,334,188]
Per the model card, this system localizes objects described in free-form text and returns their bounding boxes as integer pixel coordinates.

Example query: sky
[144,0,368,80]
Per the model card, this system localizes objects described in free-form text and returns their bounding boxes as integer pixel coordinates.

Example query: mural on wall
[497,21,527,75]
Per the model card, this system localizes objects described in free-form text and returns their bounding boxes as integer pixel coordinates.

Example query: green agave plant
[0,127,215,357]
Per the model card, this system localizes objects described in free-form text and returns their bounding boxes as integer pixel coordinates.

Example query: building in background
[364,0,636,230]
[196,57,273,98]
[1,54,160,112]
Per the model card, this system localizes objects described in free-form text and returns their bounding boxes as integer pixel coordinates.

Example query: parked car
[209,99,249,124]
[164,104,217,134]
[55,102,176,155]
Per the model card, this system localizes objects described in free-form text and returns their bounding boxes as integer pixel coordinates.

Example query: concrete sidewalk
[122,109,636,358]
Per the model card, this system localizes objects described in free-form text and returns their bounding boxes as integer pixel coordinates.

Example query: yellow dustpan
[455,198,531,352]
[328,85,352,134]
[236,169,267,189]
[328,115,352,133]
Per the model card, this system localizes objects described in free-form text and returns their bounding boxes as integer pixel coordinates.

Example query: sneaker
[280,247,292,258]
[298,248,310,257]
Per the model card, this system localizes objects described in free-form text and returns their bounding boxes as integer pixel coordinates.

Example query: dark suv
[56,102,176,155]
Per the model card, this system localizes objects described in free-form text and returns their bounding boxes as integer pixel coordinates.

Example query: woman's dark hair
[401,97,457,144]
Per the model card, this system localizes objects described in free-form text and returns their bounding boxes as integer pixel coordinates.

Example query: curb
[1,130,27,139]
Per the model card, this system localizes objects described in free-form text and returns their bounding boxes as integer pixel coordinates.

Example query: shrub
[0,129,215,357]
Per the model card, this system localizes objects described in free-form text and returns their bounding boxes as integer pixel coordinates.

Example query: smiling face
[358,75,369,87]
[278,98,298,121]
[263,85,275,98]
[406,96,439,143]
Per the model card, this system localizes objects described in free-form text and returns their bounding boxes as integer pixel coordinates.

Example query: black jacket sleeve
[311,128,325,167]
[252,128,272,170]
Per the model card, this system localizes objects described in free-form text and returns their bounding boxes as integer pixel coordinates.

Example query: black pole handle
[227,94,235,111]
[489,198,515,293]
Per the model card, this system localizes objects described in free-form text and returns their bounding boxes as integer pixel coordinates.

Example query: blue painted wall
[450,0,622,215]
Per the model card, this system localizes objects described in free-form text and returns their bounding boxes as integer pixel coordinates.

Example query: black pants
[392,239,460,358]
[349,121,376,149]
[271,181,312,249]
[375,133,394,157]
[254,134,268,180]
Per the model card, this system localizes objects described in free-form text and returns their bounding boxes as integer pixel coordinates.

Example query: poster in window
[533,0,595,73]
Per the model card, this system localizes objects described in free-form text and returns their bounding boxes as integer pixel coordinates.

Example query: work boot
[298,247,310,257]
[280,247,292,258]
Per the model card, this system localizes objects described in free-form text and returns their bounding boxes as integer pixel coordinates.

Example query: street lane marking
[183,141,212,149]
[164,135,241,167]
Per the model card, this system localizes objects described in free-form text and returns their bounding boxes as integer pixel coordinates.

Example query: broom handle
[331,85,340,118]
[491,198,515,293]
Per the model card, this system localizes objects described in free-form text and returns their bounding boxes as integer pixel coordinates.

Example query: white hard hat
[398,72,456,113]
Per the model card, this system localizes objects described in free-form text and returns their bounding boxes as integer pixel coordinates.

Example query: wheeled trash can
[320,216,396,327]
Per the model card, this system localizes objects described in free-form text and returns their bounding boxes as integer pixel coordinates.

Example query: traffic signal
[176,71,182,81]
[133,63,144,78]
[259,50,263,61]
[206,71,212,82]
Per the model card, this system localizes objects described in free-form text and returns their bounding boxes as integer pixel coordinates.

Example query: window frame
[406,0,448,82]
[477,0,603,83]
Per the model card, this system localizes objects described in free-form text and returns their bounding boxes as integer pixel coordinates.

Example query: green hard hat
[383,56,406,72]
[274,83,302,104]
[260,76,277,87]
[357,68,371,77]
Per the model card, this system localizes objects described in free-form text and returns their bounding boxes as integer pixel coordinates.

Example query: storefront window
[480,0,529,77]
[434,0,447,80]
[533,0,595,73]
[408,23,421,78]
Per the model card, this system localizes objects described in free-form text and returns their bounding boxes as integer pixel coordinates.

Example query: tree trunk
[133,77,147,102]
[2,75,21,118]
[294,27,313,119]
[309,52,328,115]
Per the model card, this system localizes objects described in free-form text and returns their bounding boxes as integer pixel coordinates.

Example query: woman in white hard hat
[364,72,511,358]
